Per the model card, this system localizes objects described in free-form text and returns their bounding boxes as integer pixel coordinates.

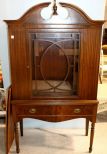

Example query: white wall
[0,0,11,89]
[0,0,106,128]
[104,0,107,27]
[6,0,106,20]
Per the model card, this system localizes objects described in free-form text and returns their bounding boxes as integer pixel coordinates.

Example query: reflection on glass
[31,33,80,97]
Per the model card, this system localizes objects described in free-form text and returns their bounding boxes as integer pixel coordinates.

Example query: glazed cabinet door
[28,32,80,98]
[9,28,30,99]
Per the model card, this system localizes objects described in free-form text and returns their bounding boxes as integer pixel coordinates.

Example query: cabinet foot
[89,147,92,153]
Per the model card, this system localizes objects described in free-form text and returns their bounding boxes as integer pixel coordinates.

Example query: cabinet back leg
[86,119,89,136]
[14,123,20,153]
[20,119,23,136]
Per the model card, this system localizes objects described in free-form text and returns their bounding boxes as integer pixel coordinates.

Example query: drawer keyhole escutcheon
[74,108,81,113]
[29,108,37,114]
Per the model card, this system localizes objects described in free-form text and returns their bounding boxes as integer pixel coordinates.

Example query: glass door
[30,33,80,97]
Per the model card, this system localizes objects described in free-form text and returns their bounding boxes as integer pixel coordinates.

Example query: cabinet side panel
[9,27,30,99]
[79,28,102,99]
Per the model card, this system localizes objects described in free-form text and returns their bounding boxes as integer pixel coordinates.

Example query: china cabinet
[5,3,104,153]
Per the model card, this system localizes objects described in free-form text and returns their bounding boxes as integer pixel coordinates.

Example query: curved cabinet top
[4,2,104,28]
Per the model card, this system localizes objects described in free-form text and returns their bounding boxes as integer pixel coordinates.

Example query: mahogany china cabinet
[5,2,104,153]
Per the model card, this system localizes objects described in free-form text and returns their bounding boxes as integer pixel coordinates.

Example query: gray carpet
[0,114,107,154]
[9,123,107,154]
[97,111,107,122]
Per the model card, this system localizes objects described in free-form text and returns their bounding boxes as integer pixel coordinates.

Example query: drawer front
[15,104,94,116]
[57,105,93,115]
[16,105,57,115]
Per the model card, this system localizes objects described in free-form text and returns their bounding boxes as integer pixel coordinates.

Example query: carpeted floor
[9,122,107,154]
[97,79,107,113]
[1,114,107,154]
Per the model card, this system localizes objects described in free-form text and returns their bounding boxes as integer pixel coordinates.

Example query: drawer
[15,104,94,116]
[57,105,93,115]
[15,105,57,116]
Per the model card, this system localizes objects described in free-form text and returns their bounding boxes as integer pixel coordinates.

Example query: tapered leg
[20,119,23,136]
[99,72,102,84]
[89,122,95,153]
[14,123,20,153]
[86,118,89,136]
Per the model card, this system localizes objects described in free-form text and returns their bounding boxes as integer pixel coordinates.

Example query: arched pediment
[5,2,104,26]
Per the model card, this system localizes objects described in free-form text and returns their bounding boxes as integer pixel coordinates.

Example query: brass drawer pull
[74,108,81,113]
[29,108,37,114]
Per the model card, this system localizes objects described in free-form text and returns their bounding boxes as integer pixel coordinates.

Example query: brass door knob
[74,108,81,113]
[29,108,37,114]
